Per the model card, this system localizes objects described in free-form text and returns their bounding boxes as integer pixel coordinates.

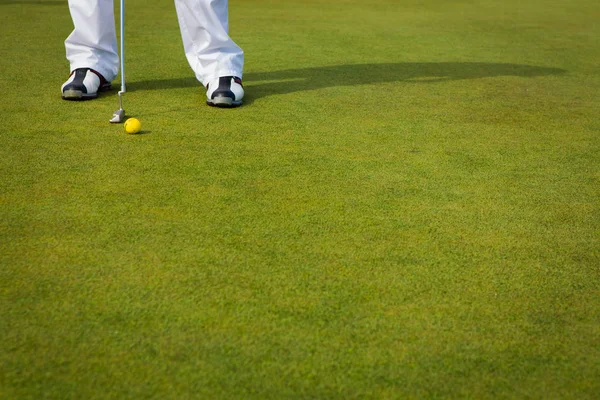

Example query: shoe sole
[61,83,111,101]
[206,97,242,108]
[62,89,97,101]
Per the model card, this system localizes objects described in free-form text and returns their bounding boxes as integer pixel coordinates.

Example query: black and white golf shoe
[206,76,244,108]
[61,68,111,100]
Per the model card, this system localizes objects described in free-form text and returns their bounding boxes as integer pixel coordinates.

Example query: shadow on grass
[128,62,566,103]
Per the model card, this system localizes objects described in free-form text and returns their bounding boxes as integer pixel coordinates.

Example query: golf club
[109,0,126,123]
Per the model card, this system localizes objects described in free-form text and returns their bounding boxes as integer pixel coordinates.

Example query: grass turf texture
[1,0,599,398]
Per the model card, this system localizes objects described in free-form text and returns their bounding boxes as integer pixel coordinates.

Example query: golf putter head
[110,108,125,123]
[109,91,125,123]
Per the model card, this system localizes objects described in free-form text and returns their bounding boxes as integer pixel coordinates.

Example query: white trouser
[65,0,244,85]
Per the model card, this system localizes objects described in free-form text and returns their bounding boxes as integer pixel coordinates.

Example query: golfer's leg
[65,0,119,81]
[174,0,244,85]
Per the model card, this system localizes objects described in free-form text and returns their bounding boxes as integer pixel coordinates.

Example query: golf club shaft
[120,0,125,93]
[109,0,125,123]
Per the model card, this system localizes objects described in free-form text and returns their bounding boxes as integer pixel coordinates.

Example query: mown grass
[1,0,599,398]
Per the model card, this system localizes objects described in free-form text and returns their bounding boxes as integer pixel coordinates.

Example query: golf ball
[124,118,141,134]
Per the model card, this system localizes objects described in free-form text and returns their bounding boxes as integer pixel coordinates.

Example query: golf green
[1,0,598,398]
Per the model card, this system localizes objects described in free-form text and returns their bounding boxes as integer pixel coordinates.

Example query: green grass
[1,0,599,398]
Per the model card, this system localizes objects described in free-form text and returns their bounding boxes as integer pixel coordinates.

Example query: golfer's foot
[61,68,111,100]
[206,76,244,108]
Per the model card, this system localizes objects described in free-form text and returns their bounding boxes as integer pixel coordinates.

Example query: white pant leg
[65,0,119,82]
[174,0,244,85]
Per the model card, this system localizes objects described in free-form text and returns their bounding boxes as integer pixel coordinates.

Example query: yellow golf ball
[124,118,141,134]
